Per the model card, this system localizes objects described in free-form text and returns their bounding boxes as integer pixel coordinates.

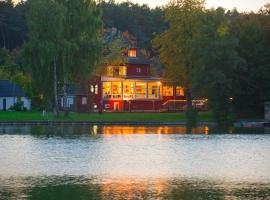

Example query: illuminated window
[82,97,87,105]
[123,82,135,99]
[111,82,122,99]
[119,66,127,76]
[176,86,185,96]
[135,82,147,99]
[107,66,113,76]
[107,66,127,77]
[148,82,161,99]
[103,82,111,99]
[95,85,98,95]
[128,49,137,57]
[163,86,173,96]
[90,85,95,93]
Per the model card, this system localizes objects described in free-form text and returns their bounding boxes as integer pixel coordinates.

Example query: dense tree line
[0,0,270,122]
[154,0,270,123]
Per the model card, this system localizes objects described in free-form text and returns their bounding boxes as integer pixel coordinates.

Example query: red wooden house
[62,48,207,112]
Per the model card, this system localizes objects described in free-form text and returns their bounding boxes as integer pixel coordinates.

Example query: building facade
[0,80,31,111]
[63,48,207,112]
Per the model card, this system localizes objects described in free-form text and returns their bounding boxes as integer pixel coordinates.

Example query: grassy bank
[0,111,213,122]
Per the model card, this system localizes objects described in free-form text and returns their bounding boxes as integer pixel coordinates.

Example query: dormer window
[128,49,137,57]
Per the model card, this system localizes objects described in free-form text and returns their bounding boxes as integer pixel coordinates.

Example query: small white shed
[0,80,31,111]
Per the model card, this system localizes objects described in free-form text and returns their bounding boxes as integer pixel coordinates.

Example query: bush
[10,100,25,111]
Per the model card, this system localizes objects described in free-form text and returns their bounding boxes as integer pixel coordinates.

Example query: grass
[0,111,214,122]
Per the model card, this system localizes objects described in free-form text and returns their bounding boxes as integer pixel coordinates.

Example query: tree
[153,0,205,117]
[229,11,270,117]
[23,0,67,116]
[57,0,102,115]
[0,0,29,49]
[23,0,102,116]
[191,8,246,124]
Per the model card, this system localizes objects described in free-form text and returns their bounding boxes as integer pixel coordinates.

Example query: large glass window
[135,82,147,99]
[103,82,111,99]
[123,82,134,99]
[119,66,127,76]
[148,82,160,99]
[163,86,173,96]
[176,86,185,96]
[112,82,122,99]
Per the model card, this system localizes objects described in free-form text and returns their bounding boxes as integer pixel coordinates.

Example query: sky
[13,0,269,12]
[115,0,269,12]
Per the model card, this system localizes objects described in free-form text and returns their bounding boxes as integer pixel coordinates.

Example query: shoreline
[0,120,217,126]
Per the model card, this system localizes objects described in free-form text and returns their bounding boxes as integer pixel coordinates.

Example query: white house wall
[0,97,31,111]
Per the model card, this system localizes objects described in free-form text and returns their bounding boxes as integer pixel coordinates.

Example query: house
[62,48,208,112]
[0,80,31,111]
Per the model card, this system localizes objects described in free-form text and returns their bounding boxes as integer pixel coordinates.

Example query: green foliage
[0,48,32,97]
[153,0,206,110]
[191,8,245,124]
[0,0,29,49]
[23,0,102,111]
[9,99,25,111]
[229,12,270,117]
[99,1,166,50]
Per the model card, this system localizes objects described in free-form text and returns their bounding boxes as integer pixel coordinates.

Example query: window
[128,49,137,57]
[107,66,127,77]
[163,86,173,96]
[148,82,160,99]
[123,82,134,99]
[94,85,98,95]
[103,82,111,99]
[111,82,122,99]
[135,82,147,99]
[136,68,141,73]
[90,85,95,93]
[82,97,87,105]
[176,87,185,96]
[107,66,113,76]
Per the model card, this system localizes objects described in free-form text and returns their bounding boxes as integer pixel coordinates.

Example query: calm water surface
[0,125,270,199]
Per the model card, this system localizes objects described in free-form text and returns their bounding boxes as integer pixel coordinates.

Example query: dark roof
[60,84,87,96]
[0,80,26,97]
[126,49,152,65]
[126,57,152,65]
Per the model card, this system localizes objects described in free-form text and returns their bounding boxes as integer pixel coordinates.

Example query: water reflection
[0,125,270,136]
[1,176,270,200]
[1,125,270,199]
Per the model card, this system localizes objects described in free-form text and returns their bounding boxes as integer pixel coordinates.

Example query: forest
[0,0,270,123]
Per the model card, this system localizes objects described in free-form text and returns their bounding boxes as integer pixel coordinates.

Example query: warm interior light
[128,50,137,57]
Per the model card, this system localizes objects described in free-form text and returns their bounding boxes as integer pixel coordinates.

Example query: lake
[0,125,270,199]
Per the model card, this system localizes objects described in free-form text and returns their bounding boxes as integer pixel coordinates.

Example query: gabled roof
[126,49,152,65]
[0,80,26,97]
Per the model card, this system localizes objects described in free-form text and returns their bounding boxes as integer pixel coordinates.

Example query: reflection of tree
[1,177,270,200]
[27,177,102,200]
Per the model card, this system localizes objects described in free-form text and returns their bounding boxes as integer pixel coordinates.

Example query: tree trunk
[53,57,59,117]
[1,30,6,49]
[63,76,69,117]
[185,87,193,110]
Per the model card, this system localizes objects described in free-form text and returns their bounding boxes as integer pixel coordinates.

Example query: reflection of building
[63,48,207,112]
